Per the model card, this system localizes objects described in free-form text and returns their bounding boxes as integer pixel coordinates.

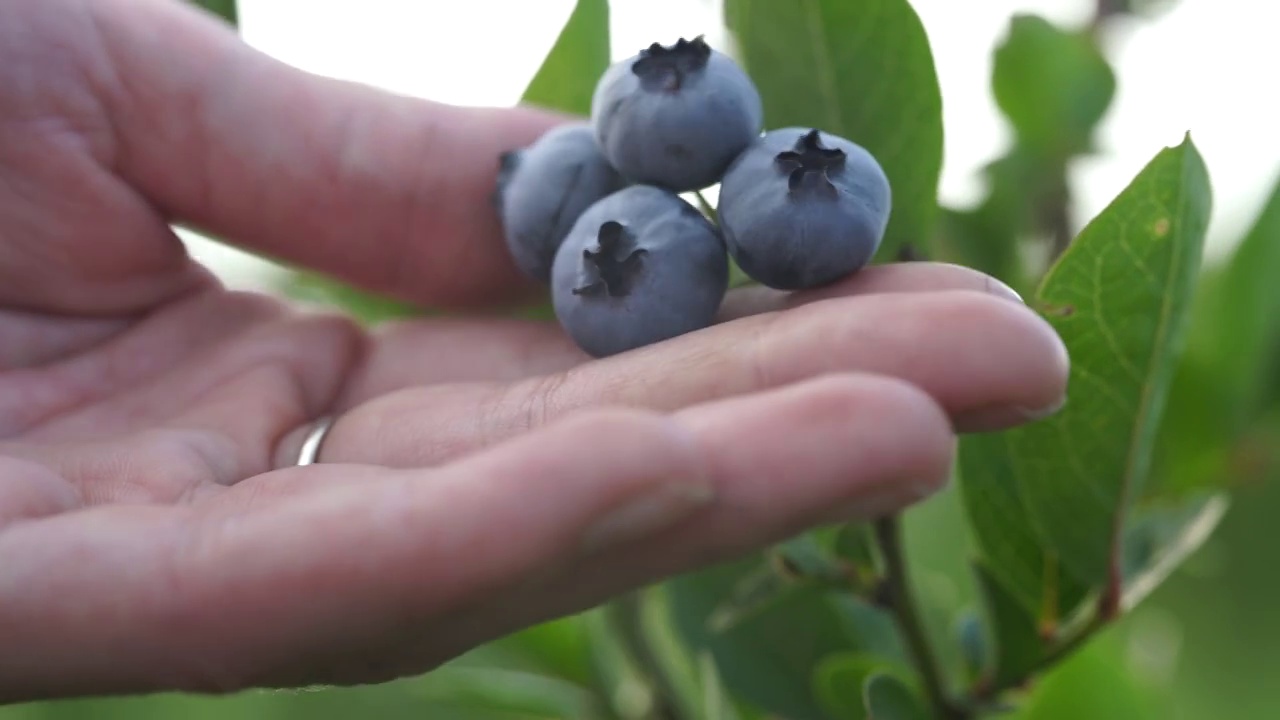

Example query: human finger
[95,0,566,308]
[0,408,704,700]
[303,288,1068,469]
[331,261,1026,403]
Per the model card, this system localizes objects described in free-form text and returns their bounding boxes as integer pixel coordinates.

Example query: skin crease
[0,0,1071,704]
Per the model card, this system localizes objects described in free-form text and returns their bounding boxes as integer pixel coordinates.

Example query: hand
[0,0,1069,703]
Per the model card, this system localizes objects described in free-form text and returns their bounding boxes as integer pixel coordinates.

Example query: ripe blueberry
[717,127,892,290]
[551,185,729,357]
[590,36,763,193]
[494,123,627,283]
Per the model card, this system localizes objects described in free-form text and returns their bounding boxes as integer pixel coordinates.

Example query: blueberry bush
[12,1,1278,718]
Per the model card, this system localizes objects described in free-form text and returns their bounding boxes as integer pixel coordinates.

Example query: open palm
[0,0,1069,704]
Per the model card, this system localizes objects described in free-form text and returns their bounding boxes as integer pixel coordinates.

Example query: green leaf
[409,666,605,719]
[770,531,875,593]
[487,616,594,687]
[633,588,751,720]
[519,0,610,114]
[1149,323,1237,497]
[1119,493,1228,611]
[723,0,944,262]
[862,673,928,720]
[20,675,590,720]
[696,650,760,720]
[831,595,911,670]
[583,607,657,720]
[772,533,845,581]
[958,430,1091,619]
[665,557,864,720]
[992,15,1115,158]
[833,523,882,575]
[965,136,1213,593]
[704,562,793,634]
[188,0,237,26]
[811,653,897,720]
[1014,632,1162,720]
[971,562,1049,689]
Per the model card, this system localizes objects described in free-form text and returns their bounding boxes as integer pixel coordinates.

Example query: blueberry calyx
[631,36,712,92]
[774,129,847,195]
[573,220,649,298]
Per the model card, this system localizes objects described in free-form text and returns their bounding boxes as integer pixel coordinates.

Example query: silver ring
[295,416,336,466]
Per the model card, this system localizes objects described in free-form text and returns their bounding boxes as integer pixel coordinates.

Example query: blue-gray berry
[494,123,627,283]
[551,185,729,357]
[717,127,892,290]
[590,36,763,193]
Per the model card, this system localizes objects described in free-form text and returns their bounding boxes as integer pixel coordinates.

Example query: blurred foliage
[937,12,1116,293]
[521,0,610,116]
[1155,177,1280,496]
[992,15,1115,159]
[189,0,237,25]
[17,0,1280,718]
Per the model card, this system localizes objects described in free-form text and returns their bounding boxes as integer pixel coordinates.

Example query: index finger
[99,0,567,309]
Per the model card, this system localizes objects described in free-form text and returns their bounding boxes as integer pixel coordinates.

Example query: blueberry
[551,185,729,357]
[494,123,627,283]
[590,36,763,193]
[717,127,892,290]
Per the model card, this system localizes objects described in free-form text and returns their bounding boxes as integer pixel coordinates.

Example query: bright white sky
[192,0,1280,287]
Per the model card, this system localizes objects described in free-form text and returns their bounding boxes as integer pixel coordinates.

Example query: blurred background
[7,0,1279,718]
[191,0,1280,290]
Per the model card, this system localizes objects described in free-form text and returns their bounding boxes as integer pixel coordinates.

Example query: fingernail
[986,277,1025,304]
[953,396,1067,433]
[580,481,715,554]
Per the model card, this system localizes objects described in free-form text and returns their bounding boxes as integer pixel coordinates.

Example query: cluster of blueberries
[495,36,893,357]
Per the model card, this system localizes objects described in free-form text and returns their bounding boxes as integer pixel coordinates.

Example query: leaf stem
[872,510,1113,718]
[872,516,967,720]
[969,607,1110,708]
[605,594,683,720]
[693,191,718,223]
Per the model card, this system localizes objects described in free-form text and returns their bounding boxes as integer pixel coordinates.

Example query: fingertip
[799,374,956,512]
[669,372,957,527]
[884,289,1071,433]
[827,375,957,518]
[955,296,1072,429]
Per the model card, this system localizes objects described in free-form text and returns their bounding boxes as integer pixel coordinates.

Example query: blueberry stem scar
[631,35,711,92]
[573,221,649,298]
[775,128,846,195]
